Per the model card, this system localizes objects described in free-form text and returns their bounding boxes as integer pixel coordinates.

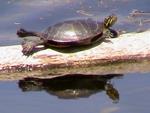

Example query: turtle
[17,15,117,55]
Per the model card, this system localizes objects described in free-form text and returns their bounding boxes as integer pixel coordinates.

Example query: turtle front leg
[107,29,118,38]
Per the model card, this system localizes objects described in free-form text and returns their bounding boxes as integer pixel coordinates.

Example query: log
[0,30,150,80]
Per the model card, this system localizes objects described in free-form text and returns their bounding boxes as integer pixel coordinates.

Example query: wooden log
[0,30,150,80]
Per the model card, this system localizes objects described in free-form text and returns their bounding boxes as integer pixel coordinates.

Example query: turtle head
[104,15,117,28]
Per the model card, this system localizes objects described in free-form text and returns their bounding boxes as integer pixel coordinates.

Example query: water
[0,0,149,46]
[0,0,150,113]
[0,73,150,113]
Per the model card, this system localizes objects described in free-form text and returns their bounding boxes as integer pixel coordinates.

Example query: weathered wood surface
[0,30,150,80]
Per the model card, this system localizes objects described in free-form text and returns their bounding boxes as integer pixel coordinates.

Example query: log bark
[0,30,150,80]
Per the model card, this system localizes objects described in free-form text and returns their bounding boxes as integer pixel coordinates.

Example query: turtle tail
[17,28,36,38]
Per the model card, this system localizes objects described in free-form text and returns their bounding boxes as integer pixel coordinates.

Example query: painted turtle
[17,15,117,55]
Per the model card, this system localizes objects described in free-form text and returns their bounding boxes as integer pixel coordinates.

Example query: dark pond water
[0,73,150,113]
[0,0,150,113]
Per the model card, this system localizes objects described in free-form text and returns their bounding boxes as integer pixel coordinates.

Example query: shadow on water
[19,73,123,103]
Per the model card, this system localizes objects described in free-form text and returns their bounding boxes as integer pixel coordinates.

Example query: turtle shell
[43,19,104,47]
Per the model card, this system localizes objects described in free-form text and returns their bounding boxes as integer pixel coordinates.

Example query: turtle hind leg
[22,41,36,56]
[21,38,45,56]
[17,28,36,38]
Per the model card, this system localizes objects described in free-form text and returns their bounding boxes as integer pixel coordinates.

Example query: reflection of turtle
[105,83,119,103]
[17,15,117,55]
[19,74,121,102]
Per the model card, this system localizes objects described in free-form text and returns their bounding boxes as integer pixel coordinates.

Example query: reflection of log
[0,30,150,80]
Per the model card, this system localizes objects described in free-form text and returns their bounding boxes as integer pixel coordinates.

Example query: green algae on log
[0,30,150,80]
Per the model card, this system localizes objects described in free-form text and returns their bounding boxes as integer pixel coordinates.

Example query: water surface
[0,73,150,113]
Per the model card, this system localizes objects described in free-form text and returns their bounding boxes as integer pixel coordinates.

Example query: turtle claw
[22,48,33,56]
[104,39,113,43]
